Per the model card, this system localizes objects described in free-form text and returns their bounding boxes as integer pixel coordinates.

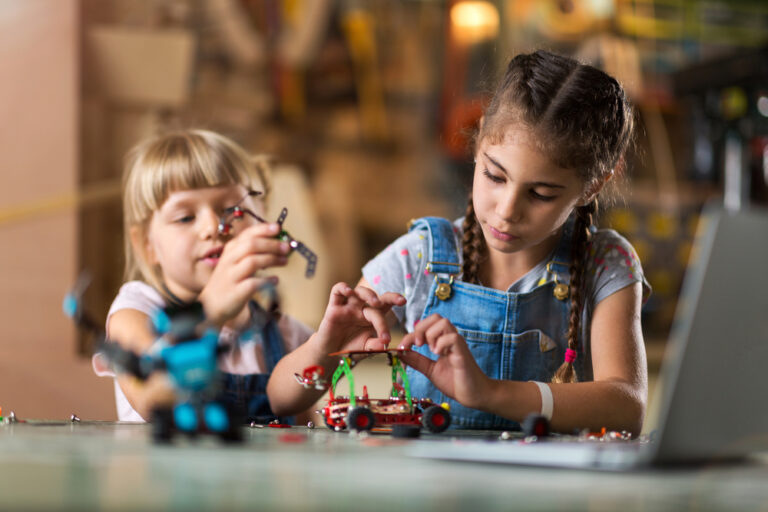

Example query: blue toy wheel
[203,402,229,433]
[174,403,199,432]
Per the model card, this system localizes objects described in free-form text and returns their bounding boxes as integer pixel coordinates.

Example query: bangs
[123,130,260,224]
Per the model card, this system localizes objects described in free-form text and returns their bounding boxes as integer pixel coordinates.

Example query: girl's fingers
[237,222,281,239]
[225,226,290,261]
[328,282,354,306]
[378,291,407,308]
[363,337,390,351]
[398,350,435,376]
[399,332,418,350]
[433,333,461,357]
[424,317,457,348]
[362,306,391,344]
[232,253,289,277]
[410,313,443,344]
[353,285,382,308]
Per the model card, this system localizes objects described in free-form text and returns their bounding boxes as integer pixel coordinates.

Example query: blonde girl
[93,129,312,423]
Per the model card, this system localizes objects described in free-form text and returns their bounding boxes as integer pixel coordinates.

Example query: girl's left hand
[398,314,491,410]
[315,282,406,355]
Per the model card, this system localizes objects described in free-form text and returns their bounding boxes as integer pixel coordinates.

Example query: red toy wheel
[422,406,451,433]
[347,407,375,432]
[521,413,550,438]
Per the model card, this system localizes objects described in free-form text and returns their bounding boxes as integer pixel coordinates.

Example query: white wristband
[530,381,553,421]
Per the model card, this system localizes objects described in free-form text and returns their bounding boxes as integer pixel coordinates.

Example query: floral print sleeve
[362,227,433,330]
[585,229,652,306]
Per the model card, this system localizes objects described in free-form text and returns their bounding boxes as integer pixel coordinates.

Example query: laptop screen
[651,206,768,463]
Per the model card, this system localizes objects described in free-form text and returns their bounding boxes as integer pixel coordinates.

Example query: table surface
[2,420,768,511]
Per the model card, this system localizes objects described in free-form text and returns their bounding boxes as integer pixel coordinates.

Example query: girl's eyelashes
[483,168,558,201]
[482,169,505,184]
[175,214,195,223]
[530,190,557,202]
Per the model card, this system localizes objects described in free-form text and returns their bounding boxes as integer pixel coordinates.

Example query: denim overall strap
[406,216,580,430]
[409,217,461,276]
[218,302,293,424]
[547,214,575,285]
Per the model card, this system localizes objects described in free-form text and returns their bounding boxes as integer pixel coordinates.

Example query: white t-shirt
[92,281,312,421]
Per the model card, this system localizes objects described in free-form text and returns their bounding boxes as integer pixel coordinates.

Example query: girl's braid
[552,200,597,384]
[461,195,486,284]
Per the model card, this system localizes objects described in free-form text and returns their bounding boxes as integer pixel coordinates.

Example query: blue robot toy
[64,276,242,443]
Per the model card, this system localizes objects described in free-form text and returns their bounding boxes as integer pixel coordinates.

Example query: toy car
[296,349,451,434]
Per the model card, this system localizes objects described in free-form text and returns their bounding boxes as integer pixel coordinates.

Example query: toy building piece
[300,349,451,435]
[3,411,18,424]
[143,303,243,443]
[217,192,318,277]
[63,276,243,443]
[521,413,550,438]
[294,365,328,390]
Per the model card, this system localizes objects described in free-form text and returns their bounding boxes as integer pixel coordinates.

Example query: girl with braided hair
[269,50,650,435]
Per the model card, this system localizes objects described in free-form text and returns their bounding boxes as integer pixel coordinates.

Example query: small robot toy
[64,277,242,443]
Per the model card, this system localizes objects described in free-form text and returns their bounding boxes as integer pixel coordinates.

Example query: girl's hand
[315,282,406,354]
[199,223,289,325]
[398,314,491,409]
[117,372,176,420]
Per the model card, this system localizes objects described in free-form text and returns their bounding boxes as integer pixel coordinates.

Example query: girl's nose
[497,188,524,222]
[199,209,220,239]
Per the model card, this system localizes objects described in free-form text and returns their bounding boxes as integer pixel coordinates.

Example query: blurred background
[1,0,767,421]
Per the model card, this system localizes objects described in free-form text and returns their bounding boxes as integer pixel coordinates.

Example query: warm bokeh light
[450,1,500,45]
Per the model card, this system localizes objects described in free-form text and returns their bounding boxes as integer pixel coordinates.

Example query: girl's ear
[130,224,156,266]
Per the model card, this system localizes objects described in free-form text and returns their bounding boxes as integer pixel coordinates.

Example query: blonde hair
[122,129,272,294]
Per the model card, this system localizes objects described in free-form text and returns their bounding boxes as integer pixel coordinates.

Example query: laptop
[409,205,768,470]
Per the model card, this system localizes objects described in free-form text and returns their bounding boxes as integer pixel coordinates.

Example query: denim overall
[407,217,587,429]
[218,301,292,424]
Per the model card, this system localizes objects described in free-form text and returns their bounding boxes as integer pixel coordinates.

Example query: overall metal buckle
[434,275,454,301]
[546,261,570,301]
[427,261,460,301]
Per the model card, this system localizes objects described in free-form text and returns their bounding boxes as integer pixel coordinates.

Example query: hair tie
[565,348,577,364]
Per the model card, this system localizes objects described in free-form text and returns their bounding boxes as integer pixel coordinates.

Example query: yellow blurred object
[721,87,748,120]
[0,180,121,227]
[648,269,675,296]
[632,238,651,264]
[647,211,677,239]
[279,67,306,120]
[341,7,389,143]
[607,208,638,234]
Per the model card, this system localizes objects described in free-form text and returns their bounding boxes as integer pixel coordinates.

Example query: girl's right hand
[398,313,492,410]
[199,222,290,325]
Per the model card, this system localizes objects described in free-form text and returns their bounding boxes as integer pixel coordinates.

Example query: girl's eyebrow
[482,151,566,189]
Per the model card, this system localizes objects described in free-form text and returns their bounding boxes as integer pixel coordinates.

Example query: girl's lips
[488,225,519,242]
[201,255,220,267]
[201,247,223,266]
